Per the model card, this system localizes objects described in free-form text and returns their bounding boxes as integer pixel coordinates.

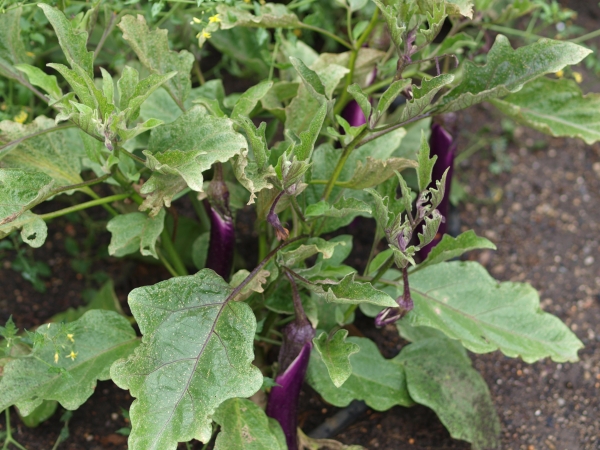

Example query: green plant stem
[94,11,119,58]
[299,24,353,49]
[156,1,180,27]
[571,28,600,43]
[321,127,369,201]
[160,228,188,276]
[334,8,380,117]
[1,409,27,450]
[482,23,544,41]
[38,193,129,220]
[156,248,179,278]
[359,113,430,146]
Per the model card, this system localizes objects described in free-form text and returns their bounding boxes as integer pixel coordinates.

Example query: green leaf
[341,156,418,190]
[374,79,411,122]
[278,237,346,267]
[107,209,166,259]
[289,56,326,98]
[217,4,302,29]
[439,35,592,113]
[305,197,372,219]
[0,7,30,81]
[490,77,600,145]
[119,15,194,109]
[213,398,286,450]
[142,106,247,199]
[313,330,360,388]
[0,211,47,248]
[39,5,94,75]
[19,400,58,428]
[232,146,275,205]
[445,0,474,18]
[139,173,188,216]
[46,62,100,111]
[415,230,496,271]
[347,84,371,123]
[0,310,138,415]
[307,337,412,410]
[15,64,62,100]
[229,269,270,302]
[293,100,327,161]
[0,168,54,225]
[306,273,397,308]
[416,130,436,192]
[122,71,177,123]
[394,337,500,449]
[397,74,454,123]
[0,117,85,187]
[231,81,274,121]
[110,271,263,449]
[407,261,584,362]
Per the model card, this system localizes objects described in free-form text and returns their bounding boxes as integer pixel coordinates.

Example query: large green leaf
[491,77,600,145]
[305,273,397,308]
[414,230,496,272]
[0,7,31,82]
[407,261,584,362]
[110,271,263,450]
[118,15,194,109]
[213,398,286,450]
[39,4,94,76]
[438,35,591,113]
[278,237,345,267]
[0,310,138,416]
[141,106,247,206]
[313,330,360,388]
[307,337,412,410]
[107,209,166,259]
[394,337,500,449]
[0,117,85,187]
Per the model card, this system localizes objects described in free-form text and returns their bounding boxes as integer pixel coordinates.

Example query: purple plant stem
[418,122,456,258]
[266,341,312,450]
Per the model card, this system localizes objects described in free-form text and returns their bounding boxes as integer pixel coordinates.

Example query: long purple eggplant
[341,68,376,127]
[203,163,234,279]
[418,120,456,259]
[266,271,315,450]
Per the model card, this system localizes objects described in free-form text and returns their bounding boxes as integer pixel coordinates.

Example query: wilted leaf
[110,271,263,450]
[217,4,302,29]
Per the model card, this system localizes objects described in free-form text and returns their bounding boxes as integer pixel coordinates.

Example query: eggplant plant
[0,0,598,449]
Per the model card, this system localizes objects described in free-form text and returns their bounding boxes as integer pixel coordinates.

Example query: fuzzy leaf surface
[0,310,138,415]
[307,337,412,410]
[313,330,360,387]
[0,7,29,81]
[119,15,194,108]
[407,261,584,362]
[110,271,263,450]
[218,4,302,29]
[394,337,500,449]
[439,35,592,112]
[491,77,600,144]
[414,230,496,271]
[213,398,286,450]
[107,209,166,259]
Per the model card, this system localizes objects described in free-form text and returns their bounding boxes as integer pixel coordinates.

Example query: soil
[2,2,600,450]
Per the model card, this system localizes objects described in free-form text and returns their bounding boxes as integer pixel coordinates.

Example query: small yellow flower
[243,0,251,3]
[555,69,564,78]
[26,51,35,58]
[259,0,266,4]
[572,71,583,84]
[66,350,78,361]
[209,14,220,23]
[192,17,202,24]
[54,352,59,364]
[67,333,75,343]
[201,30,211,39]
[13,110,28,124]
[293,29,302,37]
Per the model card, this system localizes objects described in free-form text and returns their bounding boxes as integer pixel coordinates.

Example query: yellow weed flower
[66,350,78,361]
[202,30,211,39]
[192,17,202,24]
[572,71,583,83]
[26,51,35,58]
[54,352,59,364]
[555,69,564,78]
[209,14,220,23]
[67,333,75,343]
[13,110,28,124]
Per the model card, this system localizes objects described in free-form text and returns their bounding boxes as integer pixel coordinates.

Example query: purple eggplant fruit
[266,271,315,450]
[203,163,235,279]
